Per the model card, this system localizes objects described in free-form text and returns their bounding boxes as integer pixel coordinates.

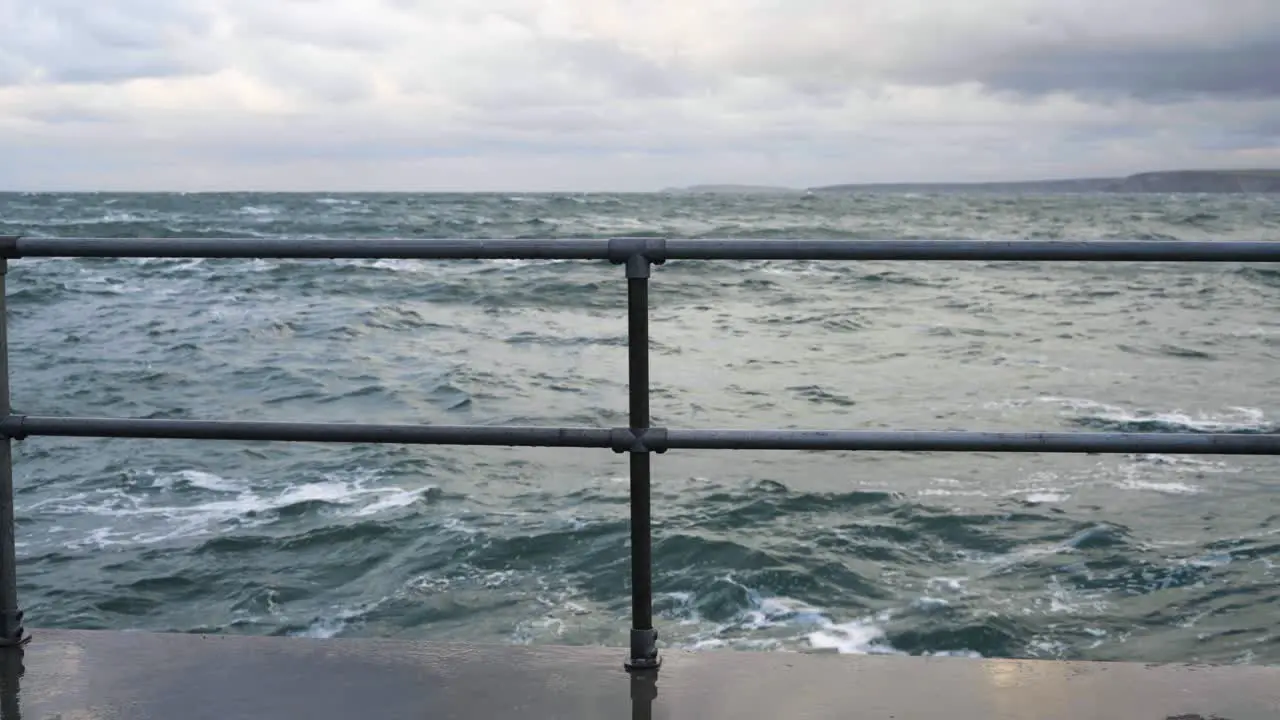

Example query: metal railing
[1,235,1278,670]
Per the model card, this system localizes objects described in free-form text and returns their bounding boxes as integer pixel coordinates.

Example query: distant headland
[662,169,1280,195]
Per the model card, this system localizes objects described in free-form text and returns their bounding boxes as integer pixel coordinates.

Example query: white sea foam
[1023,491,1070,504]
[806,616,898,654]
[1036,397,1273,434]
[369,259,434,274]
[653,584,982,657]
[1116,478,1204,495]
[30,468,431,549]
[1111,458,1206,494]
[156,469,245,493]
[484,258,576,269]
[918,488,989,497]
[1128,454,1243,475]
[290,603,380,639]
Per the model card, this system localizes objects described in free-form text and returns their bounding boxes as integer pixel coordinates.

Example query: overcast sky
[2,0,1279,191]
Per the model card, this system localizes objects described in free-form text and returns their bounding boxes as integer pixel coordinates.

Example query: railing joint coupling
[0,237,18,261]
[609,427,668,454]
[608,237,666,278]
[0,416,25,441]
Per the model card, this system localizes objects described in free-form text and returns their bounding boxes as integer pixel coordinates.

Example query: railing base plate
[625,628,661,672]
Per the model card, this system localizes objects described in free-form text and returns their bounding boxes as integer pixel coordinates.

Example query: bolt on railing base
[0,635,29,650]
[625,628,661,672]
[0,610,27,650]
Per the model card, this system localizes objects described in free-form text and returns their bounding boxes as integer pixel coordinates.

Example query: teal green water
[1,191,1278,663]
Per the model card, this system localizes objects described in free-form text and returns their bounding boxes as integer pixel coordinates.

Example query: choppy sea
[1,191,1277,664]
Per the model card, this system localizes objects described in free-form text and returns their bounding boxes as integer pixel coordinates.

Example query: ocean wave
[6,190,1280,664]
[1036,397,1275,434]
[23,468,434,550]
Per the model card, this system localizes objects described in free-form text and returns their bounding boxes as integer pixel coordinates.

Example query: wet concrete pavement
[0,629,1276,719]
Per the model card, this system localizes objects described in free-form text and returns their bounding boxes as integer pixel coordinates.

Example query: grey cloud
[0,52,25,85]
[238,44,380,105]
[0,0,220,86]
[14,104,123,126]
[544,39,714,100]
[1243,116,1280,140]
[722,3,1280,103]
[227,0,416,52]
[4,0,1280,191]
[963,38,1280,101]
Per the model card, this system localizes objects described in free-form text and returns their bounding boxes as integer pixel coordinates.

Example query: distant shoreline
[664,169,1280,195]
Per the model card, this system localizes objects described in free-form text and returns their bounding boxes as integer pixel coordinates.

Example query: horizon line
[3,167,1278,195]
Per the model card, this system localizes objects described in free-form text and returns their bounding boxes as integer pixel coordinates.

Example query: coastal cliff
[811,170,1280,194]
[664,170,1280,194]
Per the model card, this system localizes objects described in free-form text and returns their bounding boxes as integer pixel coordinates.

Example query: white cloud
[1,0,1278,190]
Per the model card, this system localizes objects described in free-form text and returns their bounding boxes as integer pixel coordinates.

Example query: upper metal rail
[0,234,1276,671]
[1,416,616,447]
[5,416,1278,455]
[4,236,1280,262]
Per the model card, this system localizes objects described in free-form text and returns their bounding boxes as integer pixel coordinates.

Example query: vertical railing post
[630,664,658,718]
[611,238,665,671]
[0,645,21,718]
[0,252,27,649]
[624,252,658,670]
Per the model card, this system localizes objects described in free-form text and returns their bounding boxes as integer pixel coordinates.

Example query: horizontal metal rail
[0,416,615,447]
[0,234,1277,671]
[661,429,1280,454]
[3,236,1280,262]
[3,237,614,260]
[4,416,1277,455]
[665,239,1280,262]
